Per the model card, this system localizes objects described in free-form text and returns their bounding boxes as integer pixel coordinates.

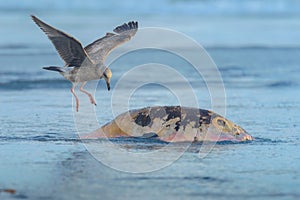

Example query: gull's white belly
[63,67,102,83]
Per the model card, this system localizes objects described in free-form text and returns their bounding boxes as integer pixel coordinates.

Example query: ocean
[1,0,300,199]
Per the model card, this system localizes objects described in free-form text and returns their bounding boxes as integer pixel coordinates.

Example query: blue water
[1,1,300,199]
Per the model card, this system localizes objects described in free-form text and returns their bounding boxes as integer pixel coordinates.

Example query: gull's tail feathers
[43,66,65,73]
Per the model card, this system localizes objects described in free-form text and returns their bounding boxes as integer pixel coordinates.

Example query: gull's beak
[106,80,110,91]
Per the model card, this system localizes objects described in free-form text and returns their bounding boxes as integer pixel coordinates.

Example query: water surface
[1,1,300,199]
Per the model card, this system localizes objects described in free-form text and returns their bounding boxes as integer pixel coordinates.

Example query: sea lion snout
[239,132,253,141]
[234,126,253,141]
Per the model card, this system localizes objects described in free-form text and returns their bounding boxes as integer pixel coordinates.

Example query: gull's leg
[71,84,80,112]
[79,82,97,106]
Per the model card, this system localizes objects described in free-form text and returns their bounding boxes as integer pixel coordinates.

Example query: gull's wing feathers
[85,21,138,63]
[31,15,93,67]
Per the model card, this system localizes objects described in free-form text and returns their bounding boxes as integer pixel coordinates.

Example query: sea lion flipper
[140,132,159,139]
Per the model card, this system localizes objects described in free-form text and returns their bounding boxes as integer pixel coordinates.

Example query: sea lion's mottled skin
[82,106,253,142]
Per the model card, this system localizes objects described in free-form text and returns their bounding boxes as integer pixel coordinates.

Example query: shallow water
[1,47,300,200]
[1,1,300,200]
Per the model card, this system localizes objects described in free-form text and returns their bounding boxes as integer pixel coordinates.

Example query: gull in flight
[31,15,138,111]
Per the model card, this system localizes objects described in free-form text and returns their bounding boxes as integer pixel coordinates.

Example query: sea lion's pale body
[82,106,253,142]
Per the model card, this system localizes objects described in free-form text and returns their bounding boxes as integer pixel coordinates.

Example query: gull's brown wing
[84,21,138,63]
[32,15,93,67]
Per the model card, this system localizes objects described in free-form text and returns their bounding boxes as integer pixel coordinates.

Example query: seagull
[31,15,138,111]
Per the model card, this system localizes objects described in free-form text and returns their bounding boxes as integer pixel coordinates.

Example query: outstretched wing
[32,15,93,67]
[84,21,138,63]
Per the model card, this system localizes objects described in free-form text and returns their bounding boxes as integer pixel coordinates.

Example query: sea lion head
[206,115,253,142]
